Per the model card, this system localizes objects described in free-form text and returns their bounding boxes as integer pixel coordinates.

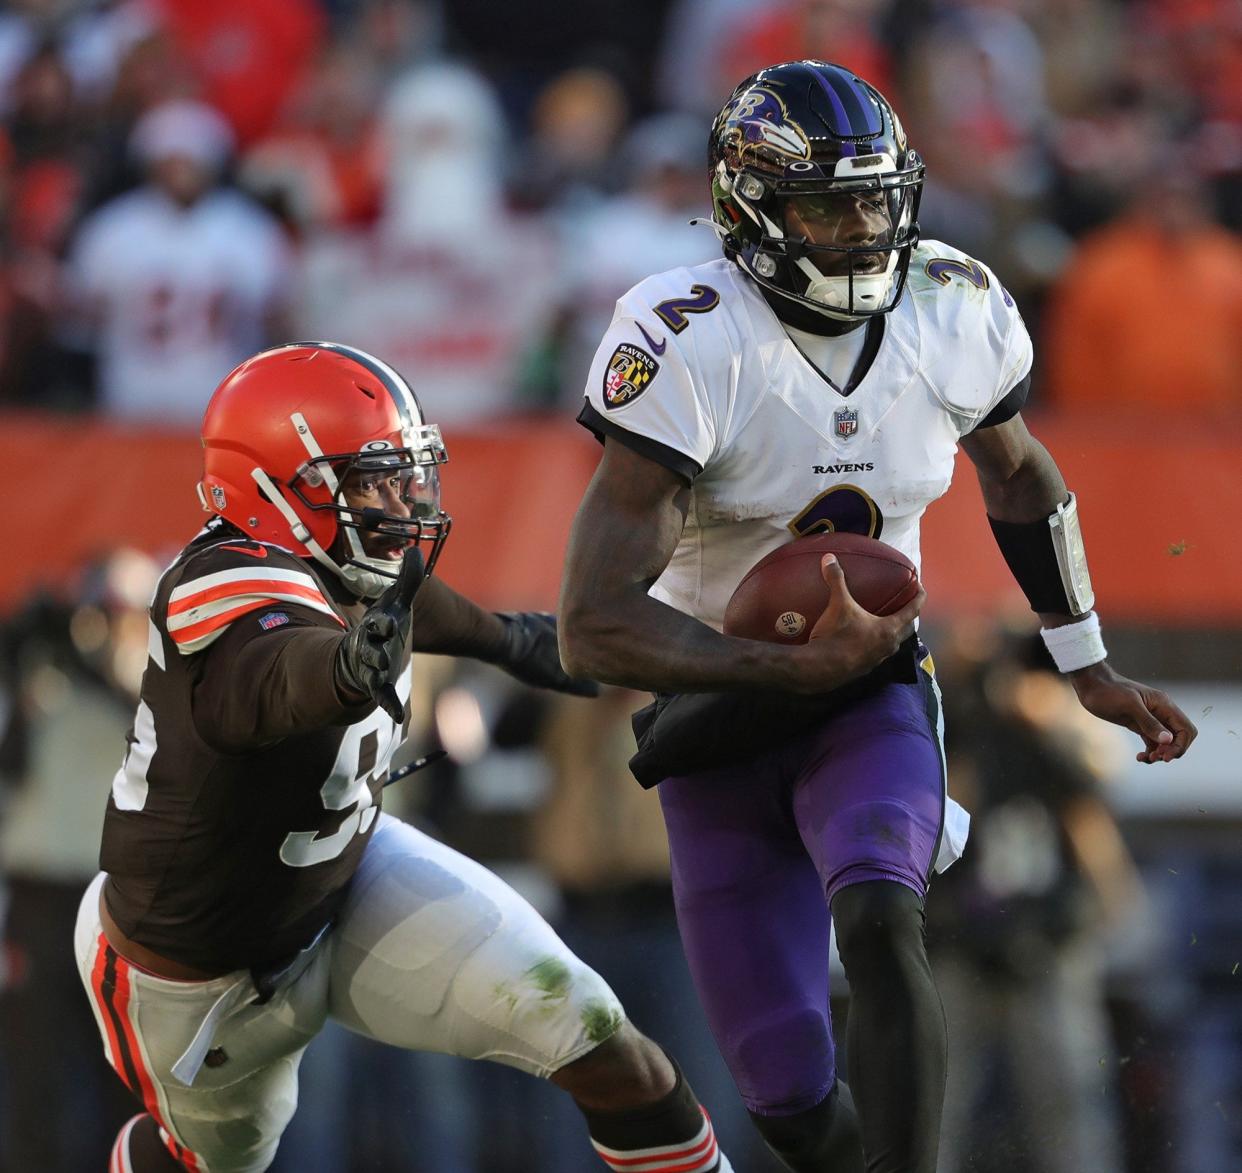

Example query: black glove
[490,612,599,697]
[335,548,425,722]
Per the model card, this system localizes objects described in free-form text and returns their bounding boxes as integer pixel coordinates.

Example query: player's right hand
[795,554,924,692]
[335,547,425,722]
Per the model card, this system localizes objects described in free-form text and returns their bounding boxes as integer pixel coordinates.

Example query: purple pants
[657,672,945,1116]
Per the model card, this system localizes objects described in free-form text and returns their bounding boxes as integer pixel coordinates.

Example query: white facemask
[797,251,898,315]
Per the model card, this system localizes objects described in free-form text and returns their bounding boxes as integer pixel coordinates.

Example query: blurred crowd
[0,0,1237,428]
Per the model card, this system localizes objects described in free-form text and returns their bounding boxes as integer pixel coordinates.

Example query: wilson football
[723,532,920,644]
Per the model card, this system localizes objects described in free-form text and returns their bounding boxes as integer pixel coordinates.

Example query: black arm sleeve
[986,506,1076,616]
[577,400,702,485]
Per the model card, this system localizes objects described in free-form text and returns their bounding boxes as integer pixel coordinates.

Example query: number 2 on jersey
[924,257,988,291]
[789,484,885,539]
[653,284,720,333]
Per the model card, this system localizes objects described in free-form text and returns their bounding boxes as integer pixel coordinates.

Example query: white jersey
[580,241,1032,629]
[68,186,292,424]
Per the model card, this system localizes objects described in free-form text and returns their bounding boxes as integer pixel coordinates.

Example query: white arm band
[1040,612,1107,673]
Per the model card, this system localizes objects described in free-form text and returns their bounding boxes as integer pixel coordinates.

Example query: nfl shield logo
[833,408,859,438]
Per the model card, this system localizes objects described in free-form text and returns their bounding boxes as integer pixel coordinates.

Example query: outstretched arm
[962,414,1197,763]
[558,438,921,695]
[396,555,596,696]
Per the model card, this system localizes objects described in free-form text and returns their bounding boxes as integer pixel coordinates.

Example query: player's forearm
[195,627,374,751]
[971,424,1105,640]
[974,433,1068,524]
[559,589,838,694]
[405,574,509,659]
[980,458,1086,630]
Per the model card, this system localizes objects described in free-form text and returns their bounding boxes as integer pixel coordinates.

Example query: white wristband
[1040,612,1107,673]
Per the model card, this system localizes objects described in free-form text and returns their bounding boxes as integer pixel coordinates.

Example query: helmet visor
[776,180,917,265]
[291,442,452,574]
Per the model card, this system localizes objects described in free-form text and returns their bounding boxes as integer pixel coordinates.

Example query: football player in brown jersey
[74,342,734,1173]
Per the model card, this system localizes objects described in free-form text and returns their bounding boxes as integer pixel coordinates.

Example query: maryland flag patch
[603,343,659,410]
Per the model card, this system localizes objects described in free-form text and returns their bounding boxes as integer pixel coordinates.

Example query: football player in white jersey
[559,60,1196,1173]
[74,343,734,1173]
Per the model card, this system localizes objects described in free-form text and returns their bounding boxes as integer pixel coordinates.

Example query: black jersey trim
[843,314,886,396]
[972,371,1031,431]
[577,401,703,485]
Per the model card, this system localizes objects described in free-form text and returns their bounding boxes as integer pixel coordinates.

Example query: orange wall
[3,410,1239,624]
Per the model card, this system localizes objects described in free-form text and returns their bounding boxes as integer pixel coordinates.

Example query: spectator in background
[516,66,631,213]
[295,62,559,426]
[79,24,193,212]
[0,549,160,1172]
[237,2,446,235]
[1026,0,1125,123]
[927,622,1136,1173]
[524,112,720,409]
[241,41,386,232]
[344,0,444,88]
[62,98,293,423]
[714,0,896,112]
[1131,0,1242,228]
[143,0,325,147]
[0,0,155,111]
[1042,153,1242,415]
[655,0,766,117]
[903,0,1057,309]
[0,41,101,410]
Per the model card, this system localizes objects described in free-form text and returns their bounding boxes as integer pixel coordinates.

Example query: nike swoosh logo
[220,544,268,559]
[636,322,667,355]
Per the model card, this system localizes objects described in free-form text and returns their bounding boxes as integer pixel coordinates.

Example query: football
[722,532,920,644]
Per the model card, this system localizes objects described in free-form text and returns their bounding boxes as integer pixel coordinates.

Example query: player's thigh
[793,678,946,900]
[659,758,838,1113]
[326,814,624,1077]
[74,874,324,1173]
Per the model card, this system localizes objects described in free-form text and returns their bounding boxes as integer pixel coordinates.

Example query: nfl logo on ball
[833,408,858,438]
[775,611,806,638]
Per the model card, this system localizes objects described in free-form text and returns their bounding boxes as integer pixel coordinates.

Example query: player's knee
[480,946,624,1044]
[831,879,927,982]
[552,1020,674,1108]
[734,1006,833,1112]
[749,1081,864,1173]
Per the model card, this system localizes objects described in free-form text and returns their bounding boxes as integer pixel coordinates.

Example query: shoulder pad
[905,240,1031,420]
[162,540,344,655]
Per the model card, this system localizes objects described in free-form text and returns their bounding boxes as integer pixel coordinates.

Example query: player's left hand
[1069,661,1197,764]
[492,612,599,697]
[336,547,425,722]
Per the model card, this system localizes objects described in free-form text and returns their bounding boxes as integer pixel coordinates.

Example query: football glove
[490,612,599,697]
[335,547,425,722]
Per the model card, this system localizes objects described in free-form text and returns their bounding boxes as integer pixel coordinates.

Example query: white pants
[75,814,624,1173]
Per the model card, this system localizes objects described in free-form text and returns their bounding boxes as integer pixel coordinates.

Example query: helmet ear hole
[254,478,280,506]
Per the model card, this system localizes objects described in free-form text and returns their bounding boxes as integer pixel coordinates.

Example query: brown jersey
[99,523,412,971]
